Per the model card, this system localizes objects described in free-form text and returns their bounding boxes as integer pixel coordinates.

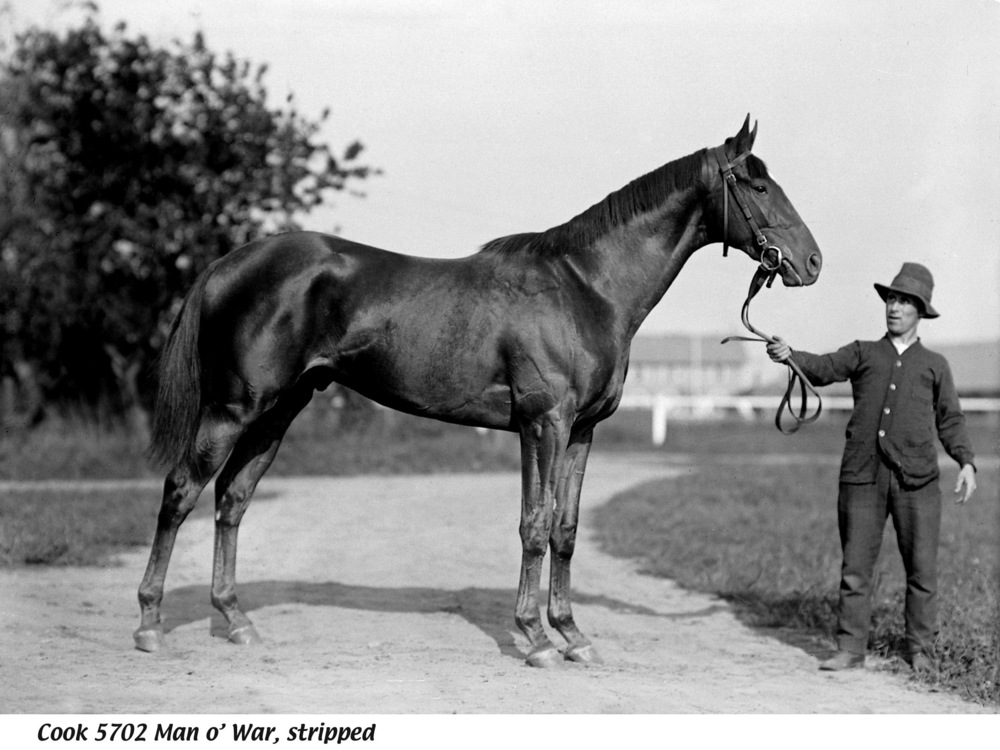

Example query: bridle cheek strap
[714,145,782,283]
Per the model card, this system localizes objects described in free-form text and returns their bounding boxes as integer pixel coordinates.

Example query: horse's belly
[327,345,514,430]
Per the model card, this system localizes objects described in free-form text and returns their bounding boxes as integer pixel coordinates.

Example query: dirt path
[0,454,984,713]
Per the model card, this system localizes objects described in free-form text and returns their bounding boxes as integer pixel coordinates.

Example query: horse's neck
[577,185,709,341]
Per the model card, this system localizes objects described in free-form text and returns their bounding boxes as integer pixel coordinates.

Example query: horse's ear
[733,114,757,158]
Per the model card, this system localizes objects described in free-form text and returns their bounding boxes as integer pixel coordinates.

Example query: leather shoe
[910,652,935,673]
[819,651,865,671]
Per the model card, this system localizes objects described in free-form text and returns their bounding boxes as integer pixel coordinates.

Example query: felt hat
[874,262,939,318]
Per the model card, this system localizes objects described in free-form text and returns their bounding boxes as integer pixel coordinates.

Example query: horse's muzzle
[777,249,822,286]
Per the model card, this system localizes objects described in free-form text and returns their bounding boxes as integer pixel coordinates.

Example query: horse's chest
[592,363,628,414]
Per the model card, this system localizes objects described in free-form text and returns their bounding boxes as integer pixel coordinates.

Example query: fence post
[652,397,669,445]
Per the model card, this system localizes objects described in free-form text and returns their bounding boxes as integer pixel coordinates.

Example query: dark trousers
[836,459,942,657]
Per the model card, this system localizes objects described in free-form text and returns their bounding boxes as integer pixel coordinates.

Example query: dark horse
[136,117,822,666]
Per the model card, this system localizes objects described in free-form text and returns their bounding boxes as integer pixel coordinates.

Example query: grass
[0,485,168,567]
[591,458,1000,707]
[1,415,159,481]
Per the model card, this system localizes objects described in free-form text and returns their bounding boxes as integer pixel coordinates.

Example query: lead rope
[722,261,823,435]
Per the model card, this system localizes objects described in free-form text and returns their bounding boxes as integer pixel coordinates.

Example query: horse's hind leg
[210,384,313,645]
[135,415,243,652]
[548,430,601,663]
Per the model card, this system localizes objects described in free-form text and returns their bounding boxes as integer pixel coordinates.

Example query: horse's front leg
[548,429,601,663]
[514,412,568,667]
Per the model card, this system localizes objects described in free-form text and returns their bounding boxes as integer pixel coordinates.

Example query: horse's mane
[479,148,769,258]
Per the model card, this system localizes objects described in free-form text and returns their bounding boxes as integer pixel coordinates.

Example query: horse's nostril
[807,253,822,276]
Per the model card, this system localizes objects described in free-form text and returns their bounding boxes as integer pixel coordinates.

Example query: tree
[0,6,376,426]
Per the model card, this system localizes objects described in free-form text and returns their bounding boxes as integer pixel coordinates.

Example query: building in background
[625,334,756,398]
[621,334,760,439]
[926,341,1000,398]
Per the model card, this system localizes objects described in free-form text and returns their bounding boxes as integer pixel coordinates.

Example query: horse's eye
[753,185,768,194]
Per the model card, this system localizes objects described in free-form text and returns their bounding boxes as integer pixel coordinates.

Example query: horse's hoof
[134,628,166,653]
[228,624,263,646]
[526,646,564,669]
[564,643,602,664]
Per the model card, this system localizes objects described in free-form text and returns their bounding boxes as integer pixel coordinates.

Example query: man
[766,262,977,672]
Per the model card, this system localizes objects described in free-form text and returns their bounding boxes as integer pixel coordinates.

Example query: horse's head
[705,116,822,287]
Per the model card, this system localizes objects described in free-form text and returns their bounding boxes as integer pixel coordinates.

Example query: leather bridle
[714,145,822,434]
[713,145,785,275]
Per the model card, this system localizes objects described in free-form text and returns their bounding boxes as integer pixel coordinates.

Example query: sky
[5,0,999,355]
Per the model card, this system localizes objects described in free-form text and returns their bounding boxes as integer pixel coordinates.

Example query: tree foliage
[0,8,375,419]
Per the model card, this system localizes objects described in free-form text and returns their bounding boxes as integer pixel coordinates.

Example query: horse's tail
[148,270,211,468]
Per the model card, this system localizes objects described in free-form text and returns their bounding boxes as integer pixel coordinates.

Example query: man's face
[885,291,921,337]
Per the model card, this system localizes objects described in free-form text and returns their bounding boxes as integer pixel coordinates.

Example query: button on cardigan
[791,336,975,487]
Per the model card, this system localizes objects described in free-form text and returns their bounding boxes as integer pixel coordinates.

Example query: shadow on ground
[719,591,838,662]
[160,580,728,661]
[720,591,923,667]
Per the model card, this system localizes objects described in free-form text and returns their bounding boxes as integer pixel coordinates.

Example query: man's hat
[874,262,939,318]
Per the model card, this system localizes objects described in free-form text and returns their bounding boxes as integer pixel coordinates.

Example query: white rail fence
[618,393,1000,446]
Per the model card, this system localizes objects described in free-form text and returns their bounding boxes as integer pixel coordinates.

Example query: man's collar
[883,332,922,354]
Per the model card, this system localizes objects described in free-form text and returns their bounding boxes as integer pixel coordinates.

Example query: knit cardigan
[792,336,976,487]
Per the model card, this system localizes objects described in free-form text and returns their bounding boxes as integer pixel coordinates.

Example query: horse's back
[192,232,498,420]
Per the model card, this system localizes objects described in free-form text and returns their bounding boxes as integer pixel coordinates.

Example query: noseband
[714,145,821,434]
